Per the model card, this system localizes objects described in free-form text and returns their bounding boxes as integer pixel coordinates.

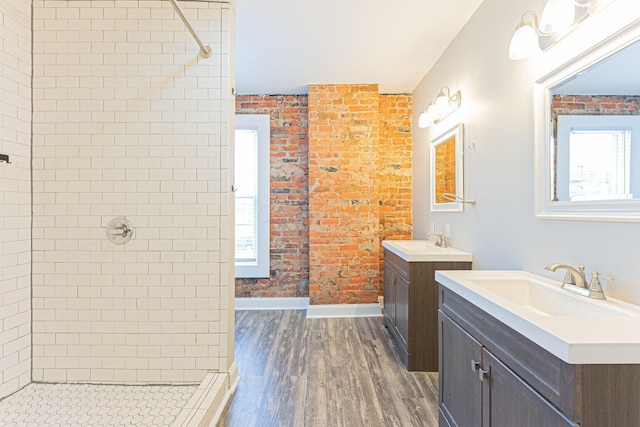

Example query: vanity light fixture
[509,0,602,60]
[540,0,576,33]
[509,12,545,60]
[418,87,462,129]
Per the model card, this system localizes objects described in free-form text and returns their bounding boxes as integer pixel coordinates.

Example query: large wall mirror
[535,19,640,222]
[430,124,464,212]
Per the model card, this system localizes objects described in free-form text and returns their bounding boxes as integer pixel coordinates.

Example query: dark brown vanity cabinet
[439,313,576,427]
[383,250,471,371]
[438,285,640,427]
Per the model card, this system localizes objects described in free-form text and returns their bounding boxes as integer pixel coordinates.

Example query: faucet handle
[577,265,587,282]
[588,272,614,300]
[590,271,615,283]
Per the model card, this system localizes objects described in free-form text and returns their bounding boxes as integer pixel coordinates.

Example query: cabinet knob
[470,359,481,373]
[478,368,489,382]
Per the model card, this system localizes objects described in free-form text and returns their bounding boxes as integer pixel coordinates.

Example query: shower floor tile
[0,383,199,426]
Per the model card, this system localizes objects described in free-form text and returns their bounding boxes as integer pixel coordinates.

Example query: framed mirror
[430,124,464,212]
[535,19,640,222]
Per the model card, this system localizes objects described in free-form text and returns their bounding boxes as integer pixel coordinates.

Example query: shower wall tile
[32,0,233,384]
[0,0,32,400]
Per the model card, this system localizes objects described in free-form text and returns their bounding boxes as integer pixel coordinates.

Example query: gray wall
[413,0,640,303]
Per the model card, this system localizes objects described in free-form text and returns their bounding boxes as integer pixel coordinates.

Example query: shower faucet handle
[108,224,130,237]
[105,217,134,245]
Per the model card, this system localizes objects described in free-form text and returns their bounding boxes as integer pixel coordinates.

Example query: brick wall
[433,135,457,203]
[379,95,413,285]
[551,95,640,116]
[235,96,309,298]
[0,0,32,399]
[236,89,412,304]
[308,84,382,305]
[551,95,640,136]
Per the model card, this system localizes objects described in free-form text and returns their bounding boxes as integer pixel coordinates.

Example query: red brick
[236,89,413,304]
[234,95,309,298]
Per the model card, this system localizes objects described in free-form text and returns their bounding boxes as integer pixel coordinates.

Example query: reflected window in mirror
[567,129,630,201]
[552,115,640,202]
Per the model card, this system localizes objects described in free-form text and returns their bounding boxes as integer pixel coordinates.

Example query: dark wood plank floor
[218,310,439,427]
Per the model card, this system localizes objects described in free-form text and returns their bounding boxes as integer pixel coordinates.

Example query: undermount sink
[435,270,640,364]
[469,278,634,318]
[382,240,472,262]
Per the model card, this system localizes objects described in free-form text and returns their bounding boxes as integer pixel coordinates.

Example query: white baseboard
[234,298,383,318]
[306,303,383,319]
[235,297,310,310]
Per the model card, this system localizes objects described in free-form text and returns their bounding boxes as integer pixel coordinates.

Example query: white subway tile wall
[0,0,32,400]
[32,0,233,384]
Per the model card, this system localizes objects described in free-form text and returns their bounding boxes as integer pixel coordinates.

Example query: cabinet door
[482,349,578,427]
[393,271,410,351]
[439,311,482,427]
[383,263,396,329]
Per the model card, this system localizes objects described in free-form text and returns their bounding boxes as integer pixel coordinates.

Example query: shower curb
[172,364,239,427]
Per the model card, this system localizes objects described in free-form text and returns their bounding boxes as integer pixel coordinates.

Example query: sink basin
[382,240,472,262]
[435,270,640,364]
[469,278,634,318]
[391,241,448,252]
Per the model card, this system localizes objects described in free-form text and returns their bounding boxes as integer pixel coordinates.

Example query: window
[555,115,640,203]
[568,129,631,201]
[235,114,270,278]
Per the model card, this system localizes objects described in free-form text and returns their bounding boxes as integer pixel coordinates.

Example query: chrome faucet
[546,263,614,299]
[545,263,587,289]
[425,232,447,248]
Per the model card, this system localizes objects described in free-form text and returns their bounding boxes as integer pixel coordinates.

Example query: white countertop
[436,270,640,364]
[382,240,472,262]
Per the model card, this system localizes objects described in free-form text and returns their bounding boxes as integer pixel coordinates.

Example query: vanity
[436,270,640,427]
[382,240,471,371]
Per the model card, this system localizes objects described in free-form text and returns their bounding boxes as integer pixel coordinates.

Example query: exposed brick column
[235,95,309,298]
[379,95,413,286]
[308,84,381,305]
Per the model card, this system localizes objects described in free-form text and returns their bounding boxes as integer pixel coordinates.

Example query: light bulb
[435,93,450,115]
[427,103,439,120]
[509,22,542,60]
[418,110,432,128]
[540,0,576,34]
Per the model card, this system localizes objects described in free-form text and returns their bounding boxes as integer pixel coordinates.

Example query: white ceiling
[234,0,485,95]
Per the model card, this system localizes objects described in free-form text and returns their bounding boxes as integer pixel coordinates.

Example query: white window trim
[235,114,270,278]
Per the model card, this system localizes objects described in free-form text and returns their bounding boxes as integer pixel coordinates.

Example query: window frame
[234,114,270,278]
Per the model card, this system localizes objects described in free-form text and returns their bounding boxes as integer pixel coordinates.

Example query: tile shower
[1,0,236,424]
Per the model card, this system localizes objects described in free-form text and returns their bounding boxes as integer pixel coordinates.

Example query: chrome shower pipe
[168,0,213,58]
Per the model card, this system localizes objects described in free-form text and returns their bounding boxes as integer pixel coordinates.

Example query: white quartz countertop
[382,240,472,262]
[435,270,640,364]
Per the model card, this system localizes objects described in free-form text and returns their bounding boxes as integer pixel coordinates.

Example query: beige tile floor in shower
[0,383,198,426]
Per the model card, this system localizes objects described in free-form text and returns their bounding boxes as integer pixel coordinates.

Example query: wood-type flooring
[218,310,439,427]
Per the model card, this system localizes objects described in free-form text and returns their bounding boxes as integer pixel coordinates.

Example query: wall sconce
[418,87,462,128]
[509,0,609,60]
